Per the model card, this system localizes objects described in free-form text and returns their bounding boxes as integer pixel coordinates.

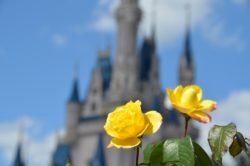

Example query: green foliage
[232,133,250,159]
[229,138,242,157]
[207,123,250,164]
[229,132,248,158]
[208,123,237,163]
[143,141,164,164]
[141,136,195,166]
[161,136,194,166]
[140,120,250,166]
[235,132,247,151]
[193,142,212,166]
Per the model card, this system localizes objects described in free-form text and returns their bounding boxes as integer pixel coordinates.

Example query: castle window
[92,88,97,95]
[91,103,96,111]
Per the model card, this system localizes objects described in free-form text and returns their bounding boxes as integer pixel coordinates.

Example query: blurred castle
[13,0,199,166]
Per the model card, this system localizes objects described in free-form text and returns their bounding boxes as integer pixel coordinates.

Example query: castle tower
[138,0,162,112]
[178,6,199,140]
[107,0,142,106]
[13,142,25,166]
[83,46,112,116]
[47,1,201,166]
[65,69,81,144]
[148,1,162,108]
[162,6,199,140]
[13,126,25,166]
[68,47,113,166]
[179,5,195,86]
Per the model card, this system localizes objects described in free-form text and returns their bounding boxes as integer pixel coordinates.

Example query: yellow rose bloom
[167,85,216,123]
[104,100,162,149]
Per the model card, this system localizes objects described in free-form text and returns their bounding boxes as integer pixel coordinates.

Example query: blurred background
[0,0,250,166]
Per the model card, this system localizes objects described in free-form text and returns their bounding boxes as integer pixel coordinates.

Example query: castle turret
[178,6,199,140]
[84,46,112,116]
[138,1,162,111]
[13,142,25,166]
[97,46,112,96]
[107,0,142,106]
[148,7,161,98]
[66,69,81,144]
[179,6,195,86]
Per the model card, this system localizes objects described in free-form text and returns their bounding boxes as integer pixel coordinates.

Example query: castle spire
[179,3,195,86]
[151,0,157,43]
[69,64,80,103]
[13,142,25,166]
[66,65,81,143]
[107,0,142,104]
[184,3,192,66]
[13,124,25,166]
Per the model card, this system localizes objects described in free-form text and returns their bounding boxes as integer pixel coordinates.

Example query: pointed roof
[13,142,25,166]
[183,4,193,67]
[52,143,71,166]
[90,133,106,166]
[69,79,80,102]
[139,37,154,81]
[151,0,157,48]
[69,65,80,103]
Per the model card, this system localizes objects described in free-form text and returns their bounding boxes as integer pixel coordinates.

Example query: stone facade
[50,0,199,166]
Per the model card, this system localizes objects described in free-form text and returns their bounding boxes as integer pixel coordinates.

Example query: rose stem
[135,146,140,166]
[184,116,190,137]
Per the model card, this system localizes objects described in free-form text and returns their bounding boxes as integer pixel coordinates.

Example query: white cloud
[202,20,246,51]
[91,15,115,32]
[90,0,211,45]
[90,0,246,50]
[139,0,211,45]
[0,117,58,166]
[51,34,68,46]
[89,0,117,32]
[232,0,249,5]
[198,90,250,165]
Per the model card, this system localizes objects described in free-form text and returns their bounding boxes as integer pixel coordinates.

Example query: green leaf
[229,138,242,157]
[161,136,195,166]
[193,142,212,166]
[149,141,165,166]
[143,141,164,164]
[208,123,237,163]
[236,132,247,151]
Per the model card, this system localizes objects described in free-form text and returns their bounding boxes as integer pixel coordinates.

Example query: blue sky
[0,0,250,165]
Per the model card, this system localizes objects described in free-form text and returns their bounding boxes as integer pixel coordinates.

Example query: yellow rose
[167,85,216,123]
[104,100,162,149]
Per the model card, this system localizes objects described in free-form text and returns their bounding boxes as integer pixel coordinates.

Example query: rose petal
[173,85,183,102]
[167,88,175,103]
[172,103,192,114]
[144,111,163,135]
[188,111,211,123]
[104,125,117,138]
[197,100,217,111]
[107,138,141,149]
[180,85,202,108]
[189,85,203,101]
